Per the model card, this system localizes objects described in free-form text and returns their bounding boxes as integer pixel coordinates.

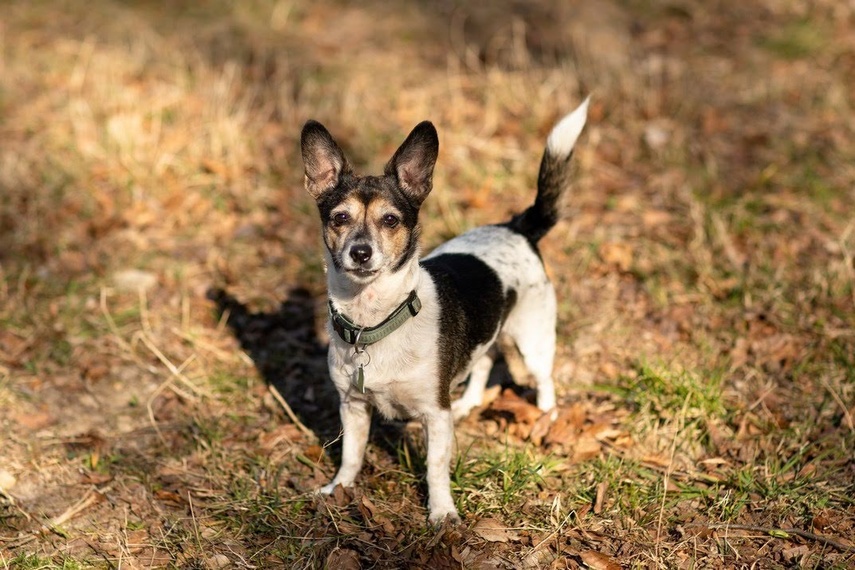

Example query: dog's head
[301,120,438,284]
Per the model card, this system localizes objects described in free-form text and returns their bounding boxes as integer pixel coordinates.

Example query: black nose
[349,244,372,264]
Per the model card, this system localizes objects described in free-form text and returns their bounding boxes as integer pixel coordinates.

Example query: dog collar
[328,290,422,346]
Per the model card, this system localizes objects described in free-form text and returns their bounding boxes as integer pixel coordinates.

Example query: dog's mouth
[347,267,379,279]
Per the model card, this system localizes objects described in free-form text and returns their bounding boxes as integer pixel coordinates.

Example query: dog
[301,98,588,523]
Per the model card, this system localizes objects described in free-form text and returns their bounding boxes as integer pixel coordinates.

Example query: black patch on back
[421,253,515,409]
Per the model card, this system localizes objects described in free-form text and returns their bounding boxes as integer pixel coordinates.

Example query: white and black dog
[301,98,588,523]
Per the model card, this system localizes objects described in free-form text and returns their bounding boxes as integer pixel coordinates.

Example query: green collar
[328,290,422,346]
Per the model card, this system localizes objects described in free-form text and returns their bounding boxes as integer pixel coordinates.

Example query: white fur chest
[326,276,443,420]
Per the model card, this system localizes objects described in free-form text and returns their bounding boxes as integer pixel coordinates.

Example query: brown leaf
[781,545,811,564]
[572,436,602,463]
[358,495,395,535]
[154,489,186,506]
[125,529,149,554]
[12,410,55,431]
[529,410,555,446]
[642,209,672,228]
[593,481,608,515]
[472,517,521,543]
[303,444,325,463]
[201,158,231,179]
[641,455,673,469]
[79,471,113,485]
[258,424,304,450]
[325,547,360,570]
[544,403,586,447]
[579,550,621,570]
[329,483,355,507]
[83,363,110,382]
[599,242,633,272]
[0,330,30,364]
[488,389,544,425]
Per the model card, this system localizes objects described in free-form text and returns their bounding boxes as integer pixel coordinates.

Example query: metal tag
[354,364,365,393]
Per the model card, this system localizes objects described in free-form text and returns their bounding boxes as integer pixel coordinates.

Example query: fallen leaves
[481,389,631,462]
[257,423,305,451]
[472,517,521,543]
[578,549,622,570]
[11,408,56,431]
[0,330,32,365]
[728,311,806,376]
[598,242,633,272]
[325,547,361,570]
[358,495,396,536]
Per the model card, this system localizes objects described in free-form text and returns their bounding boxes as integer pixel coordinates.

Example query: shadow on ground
[207,287,338,436]
[207,286,417,465]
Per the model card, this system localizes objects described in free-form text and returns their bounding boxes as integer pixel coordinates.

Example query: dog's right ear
[301,120,350,199]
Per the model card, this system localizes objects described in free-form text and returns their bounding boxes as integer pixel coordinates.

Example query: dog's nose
[349,244,372,264]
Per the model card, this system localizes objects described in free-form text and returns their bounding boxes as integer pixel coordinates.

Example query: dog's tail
[508,97,589,244]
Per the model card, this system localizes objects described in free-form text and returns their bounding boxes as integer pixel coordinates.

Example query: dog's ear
[301,120,350,199]
[384,121,439,205]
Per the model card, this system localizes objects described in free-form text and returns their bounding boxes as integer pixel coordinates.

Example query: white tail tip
[546,96,590,158]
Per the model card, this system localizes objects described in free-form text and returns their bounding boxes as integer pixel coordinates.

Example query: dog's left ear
[384,121,439,206]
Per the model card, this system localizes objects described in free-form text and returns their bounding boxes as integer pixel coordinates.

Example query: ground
[1,0,854,568]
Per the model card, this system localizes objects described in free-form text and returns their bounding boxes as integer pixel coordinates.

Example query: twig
[145,354,198,446]
[137,333,204,399]
[44,486,106,532]
[169,326,234,361]
[523,509,575,558]
[268,384,315,439]
[99,287,159,374]
[600,440,724,485]
[656,394,690,561]
[710,523,854,553]
[0,488,33,523]
[820,375,854,435]
[3,486,110,547]
[593,480,607,515]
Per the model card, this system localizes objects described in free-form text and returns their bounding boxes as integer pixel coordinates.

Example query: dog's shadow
[207,287,409,463]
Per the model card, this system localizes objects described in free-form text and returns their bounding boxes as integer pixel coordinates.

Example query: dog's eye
[382,214,399,228]
[332,212,350,226]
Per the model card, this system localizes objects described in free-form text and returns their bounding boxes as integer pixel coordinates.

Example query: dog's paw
[428,507,461,526]
[318,482,344,495]
[451,399,477,422]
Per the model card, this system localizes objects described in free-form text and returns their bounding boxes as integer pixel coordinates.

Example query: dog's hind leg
[505,285,558,413]
[451,348,495,421]
[320,398,372,494]
[518,330,557,413]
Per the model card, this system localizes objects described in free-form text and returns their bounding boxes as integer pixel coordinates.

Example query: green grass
[622,362,728,436]
[453,444,561,517]
[760,19,827,60]
[1,554,84,570]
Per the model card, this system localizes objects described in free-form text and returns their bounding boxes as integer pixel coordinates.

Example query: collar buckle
[329,290,421,346]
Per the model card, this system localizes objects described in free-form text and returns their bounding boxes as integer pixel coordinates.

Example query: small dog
[301,98,588,523]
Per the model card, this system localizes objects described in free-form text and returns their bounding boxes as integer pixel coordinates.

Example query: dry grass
[1,0,854,568]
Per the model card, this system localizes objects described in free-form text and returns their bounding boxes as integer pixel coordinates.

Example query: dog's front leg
[424,408,460,524]
[321,397,372,494]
